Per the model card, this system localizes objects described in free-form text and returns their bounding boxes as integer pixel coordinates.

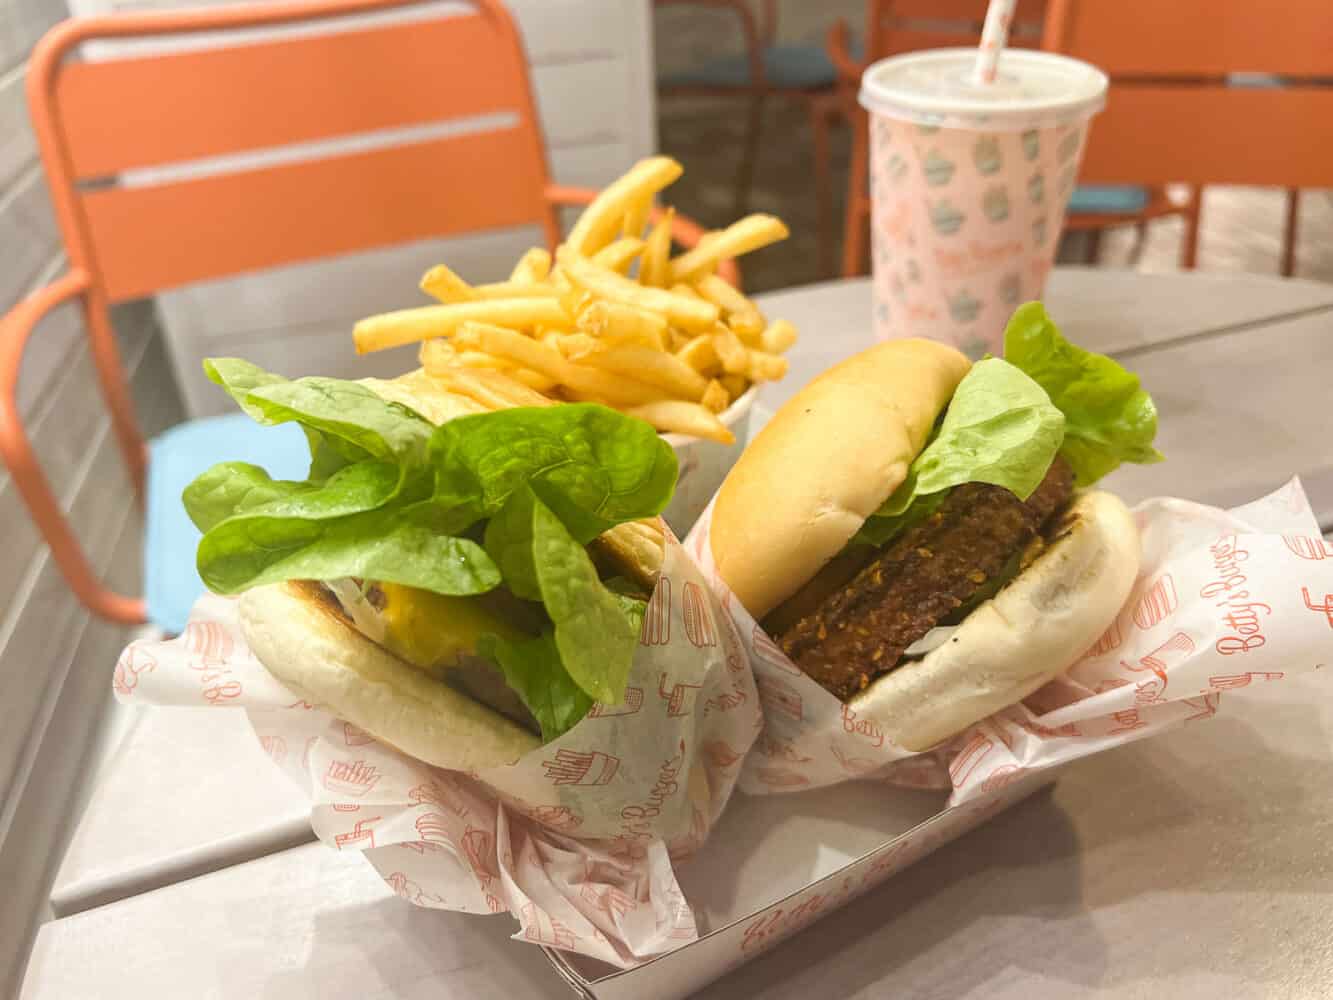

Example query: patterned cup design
[869,117,1092,359]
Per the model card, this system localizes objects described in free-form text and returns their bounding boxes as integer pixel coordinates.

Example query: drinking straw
[972,0,1017,85]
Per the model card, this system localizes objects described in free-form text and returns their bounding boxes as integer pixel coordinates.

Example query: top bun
[711,339,969,618]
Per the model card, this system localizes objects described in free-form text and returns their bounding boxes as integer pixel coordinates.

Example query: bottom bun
[238,582,539,771]
[849,490,1140,752]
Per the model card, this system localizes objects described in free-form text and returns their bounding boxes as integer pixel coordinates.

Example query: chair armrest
[545,184,743,288]
[0,271,147,624]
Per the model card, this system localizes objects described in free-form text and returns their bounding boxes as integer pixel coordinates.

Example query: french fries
[354,299,567,354]
[640,208,674,288]
[354,157,800,442]
[577,299,669,350]
[564,157,683,255]
[668,214,790,282]
[421,264,561,304]
[760,318,798,355]
[509,247,551,284]
[558,248,719,332]
[592,237,645,275]
[712,326,749,375]
[622,400,734,445]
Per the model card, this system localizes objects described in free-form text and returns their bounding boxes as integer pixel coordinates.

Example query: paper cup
[860,49,1108,358]
[660,384,758,538]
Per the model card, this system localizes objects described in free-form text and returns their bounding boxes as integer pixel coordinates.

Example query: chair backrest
[868,0,1046,59]
[1046,0,1333,186]
[29,0,558,305]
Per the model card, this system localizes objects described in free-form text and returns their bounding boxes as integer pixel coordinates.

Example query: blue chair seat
[661,41,854,91]
[145,414,309,634]
[1068,184,1150,215]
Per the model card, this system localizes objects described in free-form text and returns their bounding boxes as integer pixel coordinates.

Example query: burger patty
[776,458,1075,701]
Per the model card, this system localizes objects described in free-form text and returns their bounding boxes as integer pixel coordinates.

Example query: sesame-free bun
[851,489,1140,751]
[239,582,541,770]
[710,339,970,619]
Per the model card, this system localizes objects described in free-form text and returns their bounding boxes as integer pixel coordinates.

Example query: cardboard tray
[543,773,1055,999]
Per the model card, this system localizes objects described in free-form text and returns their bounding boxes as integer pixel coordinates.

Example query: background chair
[828,0,1201,278]
[655,0,849,273]
[1048,0,1332,276]
[1,0,728,636]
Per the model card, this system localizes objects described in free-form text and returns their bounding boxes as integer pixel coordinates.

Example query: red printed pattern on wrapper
[1302,587,1333,629]
[681,581,718,647]
[1283,535,1333,561]
[112,647,156,697]
[657,673,703,717]
[640,576,671,645]
[1133,573,1178,628]
[542,749,620,787]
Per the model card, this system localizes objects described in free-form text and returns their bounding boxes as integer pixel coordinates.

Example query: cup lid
[859,48,1107,131]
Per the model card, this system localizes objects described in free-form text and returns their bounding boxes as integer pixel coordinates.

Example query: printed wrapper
[112,535,761,968]
[684,478,1332,801]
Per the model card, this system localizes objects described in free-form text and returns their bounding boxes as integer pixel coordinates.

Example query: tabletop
[27,269,1333,999]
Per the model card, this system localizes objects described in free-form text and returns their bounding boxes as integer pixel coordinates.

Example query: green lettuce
[183,360,677,740]
[476,632,593,742]
[855,358,1065,546]
[854,305,1162,549]
[1004,302,1164,485]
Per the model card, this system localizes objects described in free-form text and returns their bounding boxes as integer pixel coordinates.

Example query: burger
[710,303,1162,751]
[183,362,675,771]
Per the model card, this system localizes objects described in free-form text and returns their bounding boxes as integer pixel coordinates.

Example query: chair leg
[735,90,766,217]
[842,111,869,278]
[810,100,834,279]
[1281,187,1300,278]
[1127,220,1149,268]
[1181,184,1202,270]
[1085,228,1104,266]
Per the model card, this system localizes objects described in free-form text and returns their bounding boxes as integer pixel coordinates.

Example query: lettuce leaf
[431,404,678,544]
[186,360,674,739]
[196,502,500,596]
[855,358,1065,546]
[476,632,593,742]
[1003,302,1164,485]
[482,485,644,706]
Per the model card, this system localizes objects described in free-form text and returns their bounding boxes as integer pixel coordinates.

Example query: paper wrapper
[684,479,1332,802]
[112,534,760,968]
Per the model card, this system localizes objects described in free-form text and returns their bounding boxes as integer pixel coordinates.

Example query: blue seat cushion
[661,41,856,91]
[1068,184,1150,215]
[146,413,310,634]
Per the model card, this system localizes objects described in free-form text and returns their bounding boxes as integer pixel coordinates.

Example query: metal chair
[1,0,724,634]
[655,0,851,274]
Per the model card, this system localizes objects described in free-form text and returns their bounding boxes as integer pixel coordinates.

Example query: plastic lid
[860,48,1107,131]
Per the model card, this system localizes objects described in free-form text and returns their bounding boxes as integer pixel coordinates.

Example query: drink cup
[859,49,1108,358]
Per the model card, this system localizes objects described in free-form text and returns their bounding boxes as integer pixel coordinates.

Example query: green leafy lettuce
[855,358,1065,546]
[1004,302,1164,485]
[855,304,1162,548]
[184,360,676,741]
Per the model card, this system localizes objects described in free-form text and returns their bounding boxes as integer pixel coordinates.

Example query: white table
[28,270,1333,998]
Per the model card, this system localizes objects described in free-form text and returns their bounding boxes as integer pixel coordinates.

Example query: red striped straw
[972,0,1017,85]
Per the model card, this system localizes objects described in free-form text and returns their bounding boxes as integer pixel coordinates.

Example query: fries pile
[353,157,797,444]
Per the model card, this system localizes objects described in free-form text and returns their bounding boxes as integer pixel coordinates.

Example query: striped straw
[972,0,1017,85]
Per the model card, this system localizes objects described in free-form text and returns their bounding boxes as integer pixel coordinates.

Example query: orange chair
[827,0,1199,277]
[1047,0,1330,277]
[655,0,848,273]
[1,0,727,634]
